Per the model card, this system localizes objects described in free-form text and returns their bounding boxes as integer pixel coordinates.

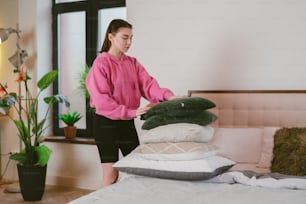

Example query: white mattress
[69,173,306,204]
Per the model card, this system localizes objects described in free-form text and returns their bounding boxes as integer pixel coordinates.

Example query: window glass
[57,11,86,129]
[53,0,126,137]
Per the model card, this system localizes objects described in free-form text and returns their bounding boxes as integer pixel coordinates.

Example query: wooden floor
[0,181,94,204]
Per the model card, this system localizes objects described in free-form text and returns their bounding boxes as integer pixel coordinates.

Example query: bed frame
[188,90,306,128]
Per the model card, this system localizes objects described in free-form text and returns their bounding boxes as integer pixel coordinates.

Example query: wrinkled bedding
[208,170,306,189]
[69,171,306,204]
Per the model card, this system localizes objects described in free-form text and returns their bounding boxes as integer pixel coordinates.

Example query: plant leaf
[34,145,52,166]
[13,120,30,142]
[32,119,46,137]
[59,111,82,126]
[29,99,38,122]
[44,94,70,108]
[37,70,58,91]
[78,64,90,100]
[9,152,28,164]
[0,94,16,107]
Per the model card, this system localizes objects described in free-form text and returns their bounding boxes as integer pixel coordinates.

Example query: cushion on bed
[271,127,306,176]
[113,154,235,181]
[210,128,263,164]
[141,96,216,120]
[257,127,280,168]
[133,142,218,161]
[141,110,217,130]
[230,163,270,173]
[140,123,214,144]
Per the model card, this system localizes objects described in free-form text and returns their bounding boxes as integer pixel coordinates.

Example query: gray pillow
[113,154,235,181]
[116,165,233,181]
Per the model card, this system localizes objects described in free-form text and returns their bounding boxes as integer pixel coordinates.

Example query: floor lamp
[0,24,28,192]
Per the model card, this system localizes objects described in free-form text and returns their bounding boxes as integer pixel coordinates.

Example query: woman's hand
[136,106,151,117]
[168,95,187,100]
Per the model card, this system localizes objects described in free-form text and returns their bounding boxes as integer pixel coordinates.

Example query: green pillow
[141,109,200,120]
[141,97,216,120]
[141,110,217,130]
[271,127,306,176]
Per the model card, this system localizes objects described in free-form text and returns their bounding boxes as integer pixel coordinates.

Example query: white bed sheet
[69,173,306,204]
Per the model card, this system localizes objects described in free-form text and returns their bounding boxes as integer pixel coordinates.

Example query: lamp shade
[0,28,14,44]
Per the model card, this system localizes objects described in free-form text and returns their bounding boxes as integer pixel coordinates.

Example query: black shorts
[93,114,139,163]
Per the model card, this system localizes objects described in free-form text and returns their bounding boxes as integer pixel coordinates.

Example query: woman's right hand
[136,106,151,117]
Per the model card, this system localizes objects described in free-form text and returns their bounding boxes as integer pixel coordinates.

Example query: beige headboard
[189,90,306,128]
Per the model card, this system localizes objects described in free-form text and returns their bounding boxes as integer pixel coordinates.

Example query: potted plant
[59,110,82,139]
[0,66,69,201]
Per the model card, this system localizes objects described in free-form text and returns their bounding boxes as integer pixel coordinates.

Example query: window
[52,0,126,137]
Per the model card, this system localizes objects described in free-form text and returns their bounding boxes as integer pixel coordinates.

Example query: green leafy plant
[78,64,90,100]
[0,67,70,166]
[59,111,82,127]
[78,64,95,112]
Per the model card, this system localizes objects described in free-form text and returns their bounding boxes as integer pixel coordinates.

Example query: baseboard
[0,179,15,185]
[46,175,100,190]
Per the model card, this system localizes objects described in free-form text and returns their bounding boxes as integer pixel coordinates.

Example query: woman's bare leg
[101,163,118,188]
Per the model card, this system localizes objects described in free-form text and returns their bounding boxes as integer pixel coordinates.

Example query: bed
[69,90,306,204]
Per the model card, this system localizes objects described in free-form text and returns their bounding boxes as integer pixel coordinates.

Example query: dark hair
[100,19,133,53]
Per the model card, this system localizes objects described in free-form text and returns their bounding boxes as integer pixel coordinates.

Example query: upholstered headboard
[188,90,306,128]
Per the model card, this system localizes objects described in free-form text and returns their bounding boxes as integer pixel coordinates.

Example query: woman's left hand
[168,95,187,100]
[136,106,151,117]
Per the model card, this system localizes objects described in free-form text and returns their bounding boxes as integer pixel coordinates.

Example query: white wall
[1,0,306,190]
[0,0,20,181]
[127,0,306,94]
[130,0,306,165]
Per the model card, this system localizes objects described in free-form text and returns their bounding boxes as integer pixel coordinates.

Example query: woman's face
[109,27,133,53]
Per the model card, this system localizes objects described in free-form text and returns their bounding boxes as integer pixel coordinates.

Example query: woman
[86,19,180,187]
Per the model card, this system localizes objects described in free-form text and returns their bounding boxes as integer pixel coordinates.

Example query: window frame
[52,0,126,138]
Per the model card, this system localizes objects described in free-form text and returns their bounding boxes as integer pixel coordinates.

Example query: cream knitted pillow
[140,123,214,144]
[133,142,218,161]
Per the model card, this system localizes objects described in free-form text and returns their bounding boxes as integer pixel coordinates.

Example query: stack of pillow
[114,97,236,181]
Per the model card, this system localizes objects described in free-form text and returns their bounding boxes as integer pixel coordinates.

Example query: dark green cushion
[271,127,306,176]
[141,110,217,130]
[141,97,216,120]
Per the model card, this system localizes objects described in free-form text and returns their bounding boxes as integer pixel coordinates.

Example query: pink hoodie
[86,52,174,120]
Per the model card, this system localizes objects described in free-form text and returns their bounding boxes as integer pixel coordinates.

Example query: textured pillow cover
[133,142,219,161]
[113,154,235,181]
[142,110,217,130]
[140,123,214,144]
[271,127,306,176]
[141,97,216,120]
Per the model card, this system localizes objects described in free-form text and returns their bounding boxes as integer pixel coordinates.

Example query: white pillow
[210,128,263,163]
[133,142,218,161]
[257,127,280,168]
[140,123,214,144]
[113,153,235,181]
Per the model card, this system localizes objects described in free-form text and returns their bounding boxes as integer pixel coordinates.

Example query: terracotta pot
[64,126,77,139]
